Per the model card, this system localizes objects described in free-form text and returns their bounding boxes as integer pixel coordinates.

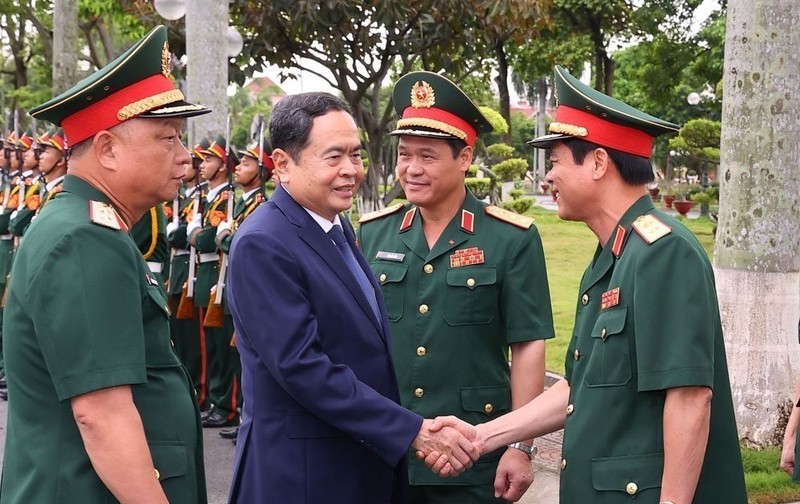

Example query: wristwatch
[507,442,537,459]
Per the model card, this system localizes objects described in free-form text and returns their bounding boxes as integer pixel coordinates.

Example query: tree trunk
[535,77,548,182]
[186,0,229,143]
[714,0,800,445]
[494,40,512,144]
[53,0,80,94]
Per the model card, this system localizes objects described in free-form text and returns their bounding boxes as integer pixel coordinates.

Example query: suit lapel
[273,186,385,337]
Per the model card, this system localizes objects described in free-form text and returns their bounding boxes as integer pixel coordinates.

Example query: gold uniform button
[416,346,426,357]
[626,482,638,495]
[561,458,567,470]
[484,403,493,414]
[154,468,160,480]
[414,388,424,398]
[379,273,387,282]
[423,264,434,274]
[419,304,429,314]
[466,278,476,287]
[600,328,607,338]
[581,294,589,305]
[573,349,580,360]
[566,404,574,415]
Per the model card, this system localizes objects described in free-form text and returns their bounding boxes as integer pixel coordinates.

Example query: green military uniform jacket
[0,175,207,503]
[560,195,746,503]
[0,174,19,286]
[8,180,41,238]
[217,189,265,254]
[193,183,230,307]
[358,190,555,486]
[167,183,204,298]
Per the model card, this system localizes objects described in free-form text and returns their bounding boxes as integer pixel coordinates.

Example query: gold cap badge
[410,81,435,108]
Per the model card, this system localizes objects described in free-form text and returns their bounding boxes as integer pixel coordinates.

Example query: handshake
[410,417,486,477]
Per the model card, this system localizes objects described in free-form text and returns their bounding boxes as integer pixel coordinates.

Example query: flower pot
[647,187,661,202]
[673,200,695,217]
[540,183,550,194]
[663,194,676,210]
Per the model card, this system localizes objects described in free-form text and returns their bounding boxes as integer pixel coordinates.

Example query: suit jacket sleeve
[228,225,423,467]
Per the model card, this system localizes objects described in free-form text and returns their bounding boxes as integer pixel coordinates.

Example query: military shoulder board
[359,202,404,224]
[485,206,534,229]
[632,214,671,244]
[88,201,127,231]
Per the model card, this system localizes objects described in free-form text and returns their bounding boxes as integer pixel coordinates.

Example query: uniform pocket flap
[446,267,496,289]
[591,306,628,339]
[286,412,347,439]
[146,284,171,318]
[149,442,188,481]
[461,384,511,414]
[591,452,663,493]
[373,262,408,284]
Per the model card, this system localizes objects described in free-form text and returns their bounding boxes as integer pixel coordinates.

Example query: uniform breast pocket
[373,262,407,322]
[144,284,179,366]
[444,267,497,326]
[584,306,631,387]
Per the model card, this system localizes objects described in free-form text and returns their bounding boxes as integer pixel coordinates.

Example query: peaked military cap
[390,71,493,147]
[39,126,66,153]
[192,137,211,161]
[528,66,679,158]
[238,139,275,172]
[29,25,210,147]
[16,129,34,150]
[202,134,229,162]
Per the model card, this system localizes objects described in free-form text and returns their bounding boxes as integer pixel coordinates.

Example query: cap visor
[389,128,460,141]
[139,100,211,119]
[526,133,573,150]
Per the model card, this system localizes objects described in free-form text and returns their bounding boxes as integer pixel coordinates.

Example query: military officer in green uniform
[0,25,210,503]
[214,139,273,441]
[187,134,240,428]
[167,138,209,408]
[358,71,555,503]
[427,66,747,504]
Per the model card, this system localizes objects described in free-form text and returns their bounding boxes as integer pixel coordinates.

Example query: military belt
[173,249,191,256]
[0,234,12,241]
[146,261,163,273]
[198,252,220,263]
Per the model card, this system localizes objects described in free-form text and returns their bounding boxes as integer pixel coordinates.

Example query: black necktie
[328,225,381,322]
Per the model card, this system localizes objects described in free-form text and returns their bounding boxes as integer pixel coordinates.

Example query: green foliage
[492,158,529,182]
[465,177,491,199]
[741,447,800,503]
[479,106,508,135]
[669,118,721,174]
[501,197,533,214]
[486,143,516,162]
[509,188,524,200]
[690,188,717,206]
[467,164,480,177]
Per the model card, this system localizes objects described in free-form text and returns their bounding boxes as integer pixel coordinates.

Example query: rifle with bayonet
[176,143,205,320]
[204,116,235,328]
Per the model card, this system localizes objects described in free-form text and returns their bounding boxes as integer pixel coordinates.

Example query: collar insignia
[460,209,475,234]
[399,207,417,232]
[611,225,626,257]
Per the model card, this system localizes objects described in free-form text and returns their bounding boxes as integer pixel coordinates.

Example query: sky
[251,0,721,100]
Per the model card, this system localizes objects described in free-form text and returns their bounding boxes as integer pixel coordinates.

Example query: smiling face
[545,141,599,222]
[274,110,364,221]
[396,135,471,212]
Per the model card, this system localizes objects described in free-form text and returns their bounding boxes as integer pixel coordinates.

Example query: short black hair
[444,137,468,159]
[269,92,354,163]
[563,138,654,186]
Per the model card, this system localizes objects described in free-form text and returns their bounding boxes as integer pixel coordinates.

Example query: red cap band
[399,106,478,147]
[62,74,177,146]
[553,106,654,158]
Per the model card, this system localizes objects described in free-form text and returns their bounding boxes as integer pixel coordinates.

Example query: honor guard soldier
[131,204,171,291]
[0,131,16,400]
[214,138,274,441]
[167,137,210,408]
[428,66,748,504]
[357,71,555,504]
[0,25,210,503]
[9,128,43,238]
[187,134,240,428]
[36,127,68,211]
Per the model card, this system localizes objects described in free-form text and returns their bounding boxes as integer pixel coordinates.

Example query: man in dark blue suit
[226,93,478,504]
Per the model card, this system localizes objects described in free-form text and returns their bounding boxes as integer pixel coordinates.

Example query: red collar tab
[554,106,654,158]
[611,225,627,257]
[460,209,475,234]
[399,207,417,232]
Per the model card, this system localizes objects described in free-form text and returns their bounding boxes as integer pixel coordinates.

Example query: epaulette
[632,214,671,244]
[485,206,534,229]
[88,201,127,231]
[359,202,404,224]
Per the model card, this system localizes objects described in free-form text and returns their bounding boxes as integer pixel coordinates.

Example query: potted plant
[662,183,683,210]
[540,182,550,194]
[690,189,717,218]
[646,182,660,201]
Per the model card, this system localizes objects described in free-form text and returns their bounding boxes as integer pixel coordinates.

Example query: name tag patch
[375,250,405,262]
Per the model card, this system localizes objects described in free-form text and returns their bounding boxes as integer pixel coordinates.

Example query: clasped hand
[411,417,483,477]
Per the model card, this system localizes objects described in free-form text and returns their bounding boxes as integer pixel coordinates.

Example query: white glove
[216,220,232,238]
[9,210,18,220]
[186,213,202,237]
[165,221,179,239]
